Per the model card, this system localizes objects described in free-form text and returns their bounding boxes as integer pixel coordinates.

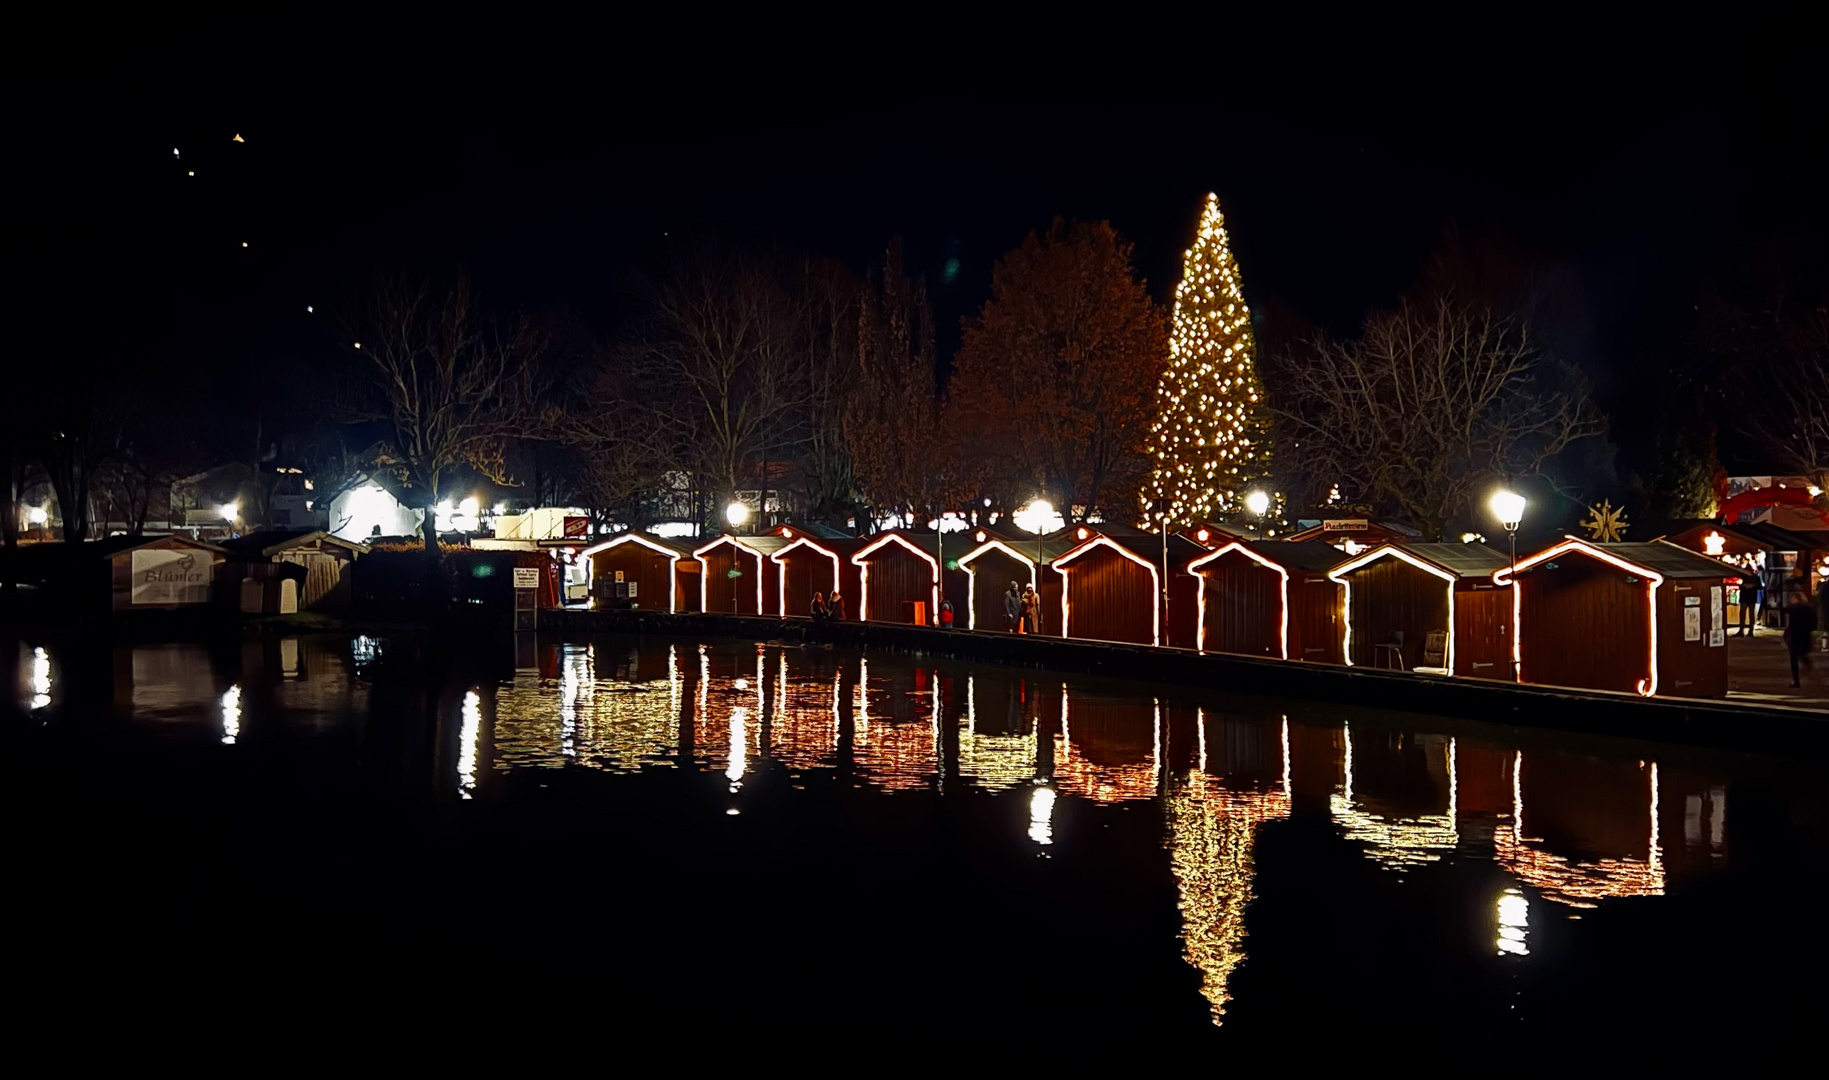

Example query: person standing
[1020,583,1040,635]
[1004,582,1022,633]
[829,590,846,621]
[1784,598,1817,688]
[938,597,954,629]
[1737,574,1765,636]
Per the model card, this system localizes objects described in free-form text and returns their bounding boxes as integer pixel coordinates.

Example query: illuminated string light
[1145,192,1269,529]
[1328,545,1463,673]
[692,535,770,614]
[1188,541,1289,657]
[954,538,1040,630]
[1494,538,1665,697]
[1053,536,1161,646]
[769,536,843,616]
[580,532,682,613]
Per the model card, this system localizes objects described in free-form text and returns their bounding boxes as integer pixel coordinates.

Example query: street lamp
[27,506,48,527]
[724,501,749,613]
[1245,490,1270,538]
[725,500,749,531]
[1018,498,1054,581]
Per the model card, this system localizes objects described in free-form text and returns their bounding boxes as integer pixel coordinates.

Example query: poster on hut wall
[1709,587,1725,647]
[1683,606,1702,642]
[131,549,212,605]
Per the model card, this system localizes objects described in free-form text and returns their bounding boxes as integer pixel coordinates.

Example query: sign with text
[131,549,212,605]
[512,567,541,589]
[1322,519,1370,532]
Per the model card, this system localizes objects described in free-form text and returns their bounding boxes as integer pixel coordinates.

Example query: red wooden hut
[953,528,1074,633]
[850,531,943,624]
[692,534,787,615]
[1494,538,1733,698]
[1052,531,1206,647]
[1661,519,1820,629]
[1327,542,1512,677]
[1187,540,1345,662]
[582,532,690,613]
[769,529,862,619]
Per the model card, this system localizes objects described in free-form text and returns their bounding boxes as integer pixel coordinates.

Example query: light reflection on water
[63,634,1817,1034]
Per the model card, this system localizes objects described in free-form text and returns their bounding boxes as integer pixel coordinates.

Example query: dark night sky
[17,20,1825,480]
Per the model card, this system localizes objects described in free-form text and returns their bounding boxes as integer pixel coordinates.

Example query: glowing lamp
[1196,528,1210,543]
[782,528,793,539]
[1245,491,1270,518]
[220,502,239,521]
[459,496,479,516]
[725,501,749,528]
[1702,531,1726,557]
[975,530,986,543]
[1077,527,1089,540]
[28,506,48,525]
[1489,490,1526,532]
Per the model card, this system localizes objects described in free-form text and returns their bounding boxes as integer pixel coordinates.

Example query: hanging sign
[1683,607,1702,642]
[1322,519,1369,531]
[512,567,540,589]
[131,549,212,605]
[1709,587,1724,647]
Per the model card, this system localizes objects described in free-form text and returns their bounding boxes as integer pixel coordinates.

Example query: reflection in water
[493,644,683,773]
[1330,723,1459,868]
[958,675,1038,790]
[1494,753,1664,907]
[350,635,380,673]
[1028,785,1057,845]
[220,684,242,744]
[852,658,939,792]
[457,690,481,799]
[1169,714,1292,1025]
[1496,887,1530,955]
[1052,688,1160,804]
[31,646,52,711]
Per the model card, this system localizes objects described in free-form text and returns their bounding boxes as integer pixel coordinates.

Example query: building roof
[777,521,854,540]
[1333,541,1510,579]
[1660,520,1823,553]
[1285,519,1421,544]
[221,529,368,559]
[1241,539,1350,573]
[582,530,694,558]
[1092,532,1209,569]
[1513,539,1739,581]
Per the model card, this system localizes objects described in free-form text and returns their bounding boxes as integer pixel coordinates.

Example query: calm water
[8,633,1825,1057]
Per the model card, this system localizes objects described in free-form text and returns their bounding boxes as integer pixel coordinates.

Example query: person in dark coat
[1020,584,1040,634]
[938,597,954,629]
[1004,582,1022,633]
[1736,574,1764,636]
[829,590,846,620]
[1784,598,1817,688]
[810,591,828,620]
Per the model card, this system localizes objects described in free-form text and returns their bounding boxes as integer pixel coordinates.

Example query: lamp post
[220,501,240,539]
[1019,499,1053,627]
[1490,489,1525,674]
[725,500,748,614]
[1245,490,1270,539]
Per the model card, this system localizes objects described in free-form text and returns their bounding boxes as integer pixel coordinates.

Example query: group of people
[1003,581,1042,634]
[809,591,845,621]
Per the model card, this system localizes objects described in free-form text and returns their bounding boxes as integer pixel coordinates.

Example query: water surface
[9,633,1823,1057]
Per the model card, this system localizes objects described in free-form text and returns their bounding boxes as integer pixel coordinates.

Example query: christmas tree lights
[1144,193,1270,529]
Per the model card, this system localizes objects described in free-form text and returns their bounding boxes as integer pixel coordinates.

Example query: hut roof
[778,521,854,540]
[221,529,368,559]
[695,534,789,558]
[1505,538,1739,582]
[1088,532,1209,569]
[1285,519,1421,544]
[1331,541,1510,580]
[1242,539,1349,572]
[1659,519,1822,552]
[582,530,693,559]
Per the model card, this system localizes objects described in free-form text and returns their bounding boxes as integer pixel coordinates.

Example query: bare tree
[1725,306,1829,490]
[344,274,550,554]
[1270,298,1603,540]
[626,246,813,523]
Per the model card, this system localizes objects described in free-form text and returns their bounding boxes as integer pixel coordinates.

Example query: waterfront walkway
[1728,633,1828,709]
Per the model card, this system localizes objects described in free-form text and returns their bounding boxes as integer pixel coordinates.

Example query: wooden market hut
[1327,542,1512,677]
[220,529,366,609]
[692,534,787,615]
[582,531,690,613]
[850,531,944,624]
[1495,538,1733,699]
[3,534,231,615]
[1052,530,1207,647]
[770,529,862,619]
[954,528,1074,633]
[1661,519,1820,629]
[1187,540,1346,662]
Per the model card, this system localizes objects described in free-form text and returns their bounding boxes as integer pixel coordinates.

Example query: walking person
[1004,582,1022,633]
[1020,583,1040,635]
[810,591,828,621]
[1736,574,1764,636]
[1784,597,1817,688]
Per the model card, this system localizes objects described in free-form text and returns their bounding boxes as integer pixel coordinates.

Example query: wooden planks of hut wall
[858,547,935,624]
[1660,579,1728,699]
[1288,574,1343,664]
[1454,584,1512,678]
[590,544,676,612]
[1200,554,1281,658]
[1343,559,1448,669]
[1518,558,1648,694]
[1061,547,1155,646]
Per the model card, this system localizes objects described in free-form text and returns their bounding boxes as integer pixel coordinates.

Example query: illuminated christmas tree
[1144,193,1271,529]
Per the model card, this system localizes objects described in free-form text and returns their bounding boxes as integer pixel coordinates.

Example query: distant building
[325,473,429,542]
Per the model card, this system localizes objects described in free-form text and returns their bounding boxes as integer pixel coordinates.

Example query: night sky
[20,23,1824,480]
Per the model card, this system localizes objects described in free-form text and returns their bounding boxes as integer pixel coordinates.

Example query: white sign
[1322,519,1370,532]
[131,549,212,605]
[626,581,638,599]
[1709,586,1724,647]
[1683,607,1701,642]
[512,567,540,589]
